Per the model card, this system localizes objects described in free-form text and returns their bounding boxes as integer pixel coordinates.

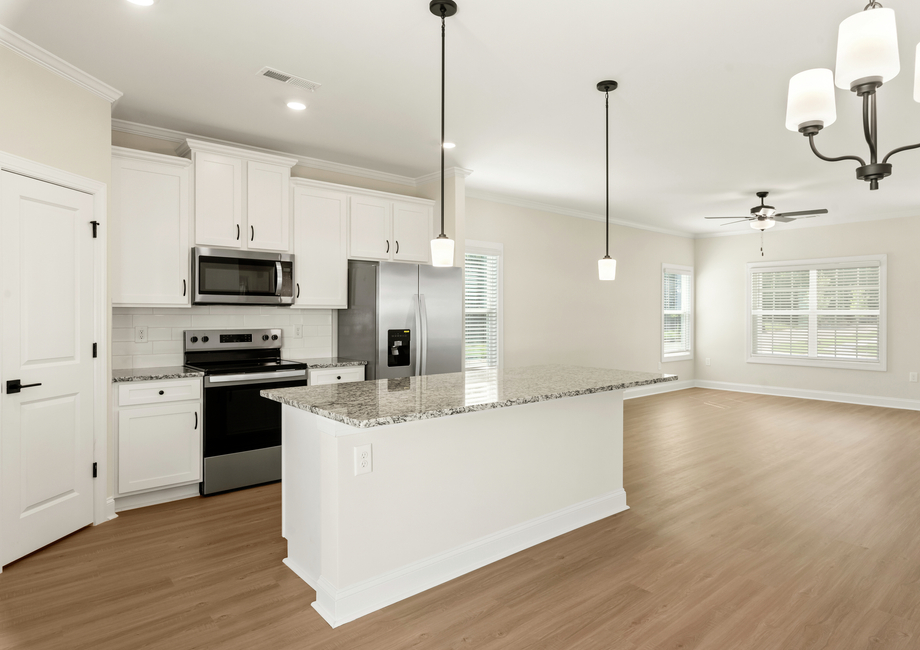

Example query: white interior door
[1,171,96,567]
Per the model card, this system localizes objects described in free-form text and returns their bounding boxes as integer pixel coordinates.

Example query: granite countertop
[261,365,677,429]
[304,358,367,369]
[112,366,204,383]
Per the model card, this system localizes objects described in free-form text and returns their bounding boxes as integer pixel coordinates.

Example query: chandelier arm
[882,142,920,164]
[862,92,878,164]
[807,134,866,166]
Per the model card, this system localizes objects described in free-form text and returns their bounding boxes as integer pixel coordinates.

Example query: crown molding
[465,190,694,239]
[414,167,474,185]
[0,25,122,104]
[177,138,298,168]
[112,146,192,167]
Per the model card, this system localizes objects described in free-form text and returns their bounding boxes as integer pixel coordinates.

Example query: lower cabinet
[115,378,202,497]
[308,366,365,385]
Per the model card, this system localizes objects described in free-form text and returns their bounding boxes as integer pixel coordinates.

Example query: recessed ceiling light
[442,142,456,149]
[287,102,306,111]
[126,0,156,6]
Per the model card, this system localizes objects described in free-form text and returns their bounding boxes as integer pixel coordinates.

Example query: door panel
[292,186,347,308]
[195,152,243,248]
[118,403,200,495]
[1,171,95,567]
[419,265,463,376]
[392,202,432,263]
[376,262,419,379]
[349,196,391,260]
[247,161,290,252]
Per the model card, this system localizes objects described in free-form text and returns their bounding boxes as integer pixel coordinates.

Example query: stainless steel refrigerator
[338,260,463,380]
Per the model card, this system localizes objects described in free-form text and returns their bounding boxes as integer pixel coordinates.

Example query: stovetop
[183,328,306,376]
[185,359,307,376]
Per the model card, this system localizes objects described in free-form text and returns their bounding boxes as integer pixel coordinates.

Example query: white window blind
[749,256,884,369]
[662,265,693,360]
[464,252,500,369]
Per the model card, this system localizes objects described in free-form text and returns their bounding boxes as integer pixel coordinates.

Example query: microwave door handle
[420,294,429,376]
[414,294,421,377]
[275,262,283,296]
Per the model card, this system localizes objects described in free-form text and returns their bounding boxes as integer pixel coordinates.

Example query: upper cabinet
[291,180,348,309]
[347,195,433,264]
[177,139,296,252]
[111,148,192,307]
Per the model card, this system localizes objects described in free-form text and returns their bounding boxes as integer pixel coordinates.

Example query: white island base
[280,389,627,628]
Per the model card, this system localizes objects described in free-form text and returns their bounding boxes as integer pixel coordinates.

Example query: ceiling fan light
[750,219,776,230]
[786,69,837,131]
[598,257,617,281]
[835,7,900,90]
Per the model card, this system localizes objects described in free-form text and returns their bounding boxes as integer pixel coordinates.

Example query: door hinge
[92,462,97,478]
[93,342,97,358]
[90,221,100,238]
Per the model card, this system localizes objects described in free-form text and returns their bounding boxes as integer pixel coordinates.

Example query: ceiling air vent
[258,66,321,92]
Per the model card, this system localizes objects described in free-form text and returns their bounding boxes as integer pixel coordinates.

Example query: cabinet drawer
[117,378,202,407]
[308,367,365,385]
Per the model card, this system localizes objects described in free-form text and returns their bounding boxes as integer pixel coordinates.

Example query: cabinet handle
[296,283,300,298]
[337,376,342,380]
[396,240,399,254]
[194,411,198,430]
[158,390,164,396]
[236,224,240,240]
[183,279,186,297]
[251,225,254,241]
[386,240,390,253]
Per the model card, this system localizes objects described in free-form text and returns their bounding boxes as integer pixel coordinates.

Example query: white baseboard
[114,483,200,513]
[694,380,920,411]
[295,489,628,629]
[105,497,118,521]
[624,379,695,400]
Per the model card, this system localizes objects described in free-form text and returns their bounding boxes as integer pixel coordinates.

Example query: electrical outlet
[135,326,148,343]
[910,372,918,383]
[294,324,303,338]
[354,444,372,476]
[705,358,711,366]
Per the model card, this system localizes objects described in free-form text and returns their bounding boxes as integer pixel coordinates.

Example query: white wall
[112,307,333,369]
[694,215,920,403]
[465,197,695,380]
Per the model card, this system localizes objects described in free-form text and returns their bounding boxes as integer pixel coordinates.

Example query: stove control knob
[271,334,279,341]
[262,334,270,341]
[201,336,209,343]
[190,336,198,343]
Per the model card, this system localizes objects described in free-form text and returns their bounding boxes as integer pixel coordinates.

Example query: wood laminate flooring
[2,388,920,649]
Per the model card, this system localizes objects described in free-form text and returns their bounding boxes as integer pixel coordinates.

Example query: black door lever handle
[6,379,41,394]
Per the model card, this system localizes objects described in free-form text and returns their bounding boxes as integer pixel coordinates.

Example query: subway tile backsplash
[112,306,334,369]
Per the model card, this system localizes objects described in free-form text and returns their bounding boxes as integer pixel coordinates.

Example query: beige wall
[694,216,920,402]
[465,197,695,380]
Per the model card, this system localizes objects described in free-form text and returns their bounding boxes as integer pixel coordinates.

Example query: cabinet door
[393,201,433,263]
[348,195,392,260]
[111,155,190,306]
[292,186,347,308]
[194,152,243,248]
[118,402,201,495]
[247,161,290,251]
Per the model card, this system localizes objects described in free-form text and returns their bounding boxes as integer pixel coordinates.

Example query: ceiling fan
[705,191,828,230]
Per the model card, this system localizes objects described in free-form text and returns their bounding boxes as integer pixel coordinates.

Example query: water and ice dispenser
[387,329,411,367]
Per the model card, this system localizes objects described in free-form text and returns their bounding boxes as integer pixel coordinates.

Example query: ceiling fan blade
[773,209,828,217]
[704,216,749,219]
[772,216,795,222]
[719,219,752,226]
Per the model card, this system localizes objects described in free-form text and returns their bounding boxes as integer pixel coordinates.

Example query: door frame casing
[0,150,110,571]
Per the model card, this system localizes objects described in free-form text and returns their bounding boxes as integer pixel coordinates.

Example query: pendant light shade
[429,0,457,267]
[835,7,899,90]
[598,257,617,281]
[786,68,837,131]
[431,235,455,267]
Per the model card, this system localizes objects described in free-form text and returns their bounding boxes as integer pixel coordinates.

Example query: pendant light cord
[605,89,609,258]
[439,7,446,238]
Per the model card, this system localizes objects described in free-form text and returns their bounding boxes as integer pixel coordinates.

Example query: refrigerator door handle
[419,293,429,375]
[414,293,422,377]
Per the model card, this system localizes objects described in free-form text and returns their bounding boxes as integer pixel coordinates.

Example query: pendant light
[430,0,457,267]
[597,80,618,281]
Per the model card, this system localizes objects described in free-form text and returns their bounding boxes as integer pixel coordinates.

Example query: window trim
[464,240,504,370]
[661,263,694,363]
[746,254,887,371]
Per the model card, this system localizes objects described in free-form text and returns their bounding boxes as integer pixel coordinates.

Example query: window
[747,255,886,371]
[464,241,502,370]
[662,264,693,362]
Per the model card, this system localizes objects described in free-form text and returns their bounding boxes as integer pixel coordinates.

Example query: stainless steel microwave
[192,247,294,306]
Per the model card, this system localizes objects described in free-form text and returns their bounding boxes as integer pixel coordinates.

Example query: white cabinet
[291,181,348,309]
[178,139,296,253]
[111,148,191,307]
[308,366,365,385]
[347,195,433,264]
[115,378,202,497]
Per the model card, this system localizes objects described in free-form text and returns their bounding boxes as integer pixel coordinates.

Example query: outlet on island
[354,444,372,476]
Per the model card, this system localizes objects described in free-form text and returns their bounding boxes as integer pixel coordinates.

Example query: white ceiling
[4,0,920,235]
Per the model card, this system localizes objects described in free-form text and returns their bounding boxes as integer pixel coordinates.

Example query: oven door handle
[275,262,283,296]
[208,369,306,384]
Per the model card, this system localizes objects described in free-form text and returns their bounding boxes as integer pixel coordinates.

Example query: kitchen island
[261,365,676,627]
